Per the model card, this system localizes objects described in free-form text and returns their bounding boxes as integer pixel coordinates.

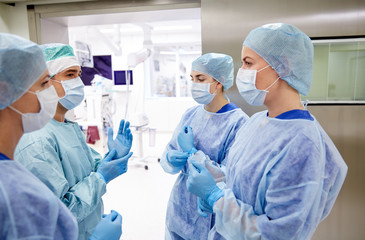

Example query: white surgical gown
[15,118,106,240]
[0,159,78,239]
[209,110,348,240]
[161,104,248,240]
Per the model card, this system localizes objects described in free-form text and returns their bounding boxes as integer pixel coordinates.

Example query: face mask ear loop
[8,105,24,115]
[210,81,219,95]
[264,77,280,91]
[51,79,62,84]
[257,65,271,73]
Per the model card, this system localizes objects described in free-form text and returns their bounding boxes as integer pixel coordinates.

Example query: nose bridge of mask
[237,68,257,84]
[51,77,82,93]
[61,78,80,94]
[38,85,59,106]
[192,81,215,88]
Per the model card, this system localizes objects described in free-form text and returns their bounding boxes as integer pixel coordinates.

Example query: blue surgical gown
[160,103,249,239]
[0,158,78,239]
[209,110,348,240]
[15,118,106,240]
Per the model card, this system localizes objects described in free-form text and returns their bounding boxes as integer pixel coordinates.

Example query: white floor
[98,131,178,240]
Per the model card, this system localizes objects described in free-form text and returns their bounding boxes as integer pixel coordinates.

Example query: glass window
[304,38,365,103]
[150,45,201,97]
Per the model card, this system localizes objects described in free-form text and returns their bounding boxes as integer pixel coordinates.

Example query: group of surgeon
[0,22,347,240]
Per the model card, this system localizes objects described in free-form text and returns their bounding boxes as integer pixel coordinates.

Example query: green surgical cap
[243,23,314,96]
[40,43,80,77]
[0,33,47,110]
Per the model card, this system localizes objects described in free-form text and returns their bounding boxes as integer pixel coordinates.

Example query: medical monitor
[114,70,133,85]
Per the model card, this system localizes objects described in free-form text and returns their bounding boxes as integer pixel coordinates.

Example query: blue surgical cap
[40,43,79,77]
[192,53,234,90]
[243,23,314,96]
[0,33,47,110]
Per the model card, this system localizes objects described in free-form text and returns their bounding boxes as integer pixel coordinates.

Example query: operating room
[0,0,364,239]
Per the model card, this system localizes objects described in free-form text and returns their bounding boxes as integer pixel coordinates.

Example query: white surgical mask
[191,82,217,105]
[9,85,59,133]
[53,77,85,110]
[236,66,279,106]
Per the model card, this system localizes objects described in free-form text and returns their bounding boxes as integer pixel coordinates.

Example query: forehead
[241,46,262,61]
[60,66,81,74]
[190,70,211,78]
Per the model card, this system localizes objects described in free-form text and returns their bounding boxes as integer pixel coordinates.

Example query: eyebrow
[42,75,51,81]
[63,69,79,74]
[190,74,205,78]
[242,56,254,62]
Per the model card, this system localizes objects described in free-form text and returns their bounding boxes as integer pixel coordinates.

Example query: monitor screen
[80,55,112,86]
[114,70,133,85]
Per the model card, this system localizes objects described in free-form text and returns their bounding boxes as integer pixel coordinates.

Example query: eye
[242,57,254,69]
[244,60,252,67]
[41,78,50,87]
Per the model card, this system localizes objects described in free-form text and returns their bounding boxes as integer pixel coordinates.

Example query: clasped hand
[97,149,133,184]
[186,158,223,208]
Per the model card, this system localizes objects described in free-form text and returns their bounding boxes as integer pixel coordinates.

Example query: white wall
[0,3,29,39]
[41,18,69,44]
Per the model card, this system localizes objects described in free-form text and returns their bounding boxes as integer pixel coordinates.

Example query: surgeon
[186,23,348,239]
[160,53,249,239]
[0,33,122,240]
[14,43,133,240]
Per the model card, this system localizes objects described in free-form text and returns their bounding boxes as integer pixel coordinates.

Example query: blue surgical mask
[191,82,216,105]
[54,77,85,110]
[236,66,279,106]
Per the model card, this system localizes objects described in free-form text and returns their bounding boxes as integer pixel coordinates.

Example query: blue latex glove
[97,149,133,184]
[177,126,197,154]
[197,197,213,217]
[108,119,133,159]
[166,150,189,168]
[89,210,122,240]
[187,158,224,207]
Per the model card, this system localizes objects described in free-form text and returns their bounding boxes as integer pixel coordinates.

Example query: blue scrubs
[0,153,78,239]
[0,153,9,160]
[161,103,249,240]
[209,110,348,240]
[15,118,106,240]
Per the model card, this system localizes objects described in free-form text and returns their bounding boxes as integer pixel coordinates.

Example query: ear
[216,82,224,93]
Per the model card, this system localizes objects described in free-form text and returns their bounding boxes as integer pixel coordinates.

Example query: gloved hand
[108,119,133,159]
[166,150,189,168]
[205,159,226,183]
[177,126,197,154]
[97,149,133,184]
[197,197,213,217]
[187,158,224,207]
[191,150,226,183]
[89,210,122,240]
